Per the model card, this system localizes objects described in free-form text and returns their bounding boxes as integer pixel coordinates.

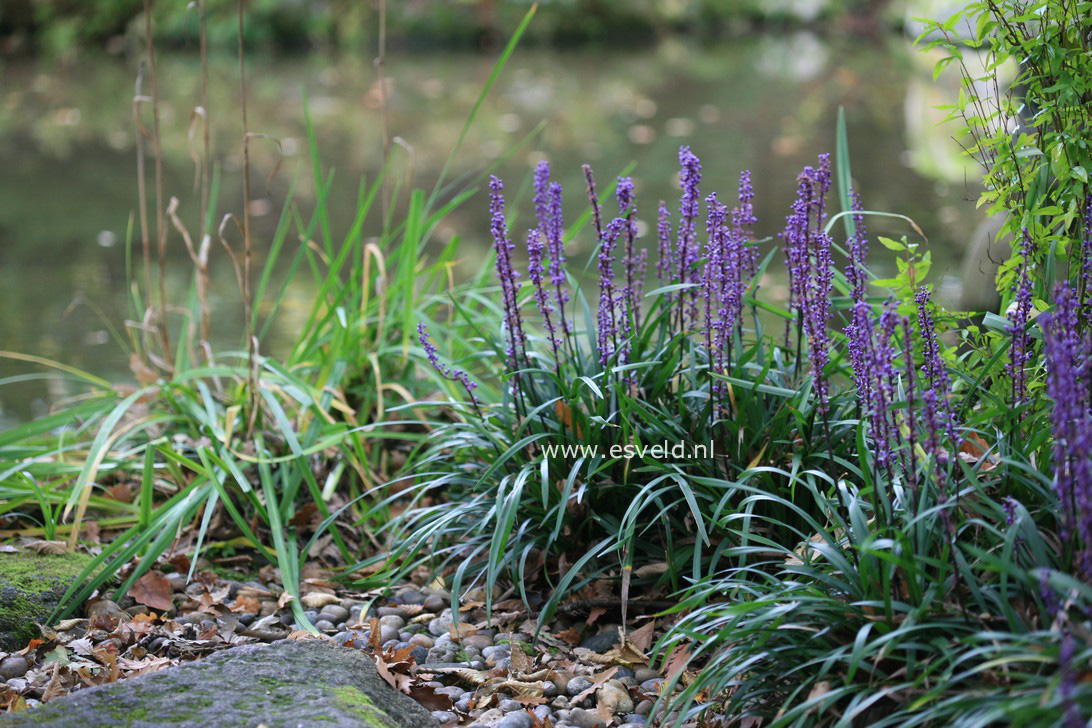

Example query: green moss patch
[0,550,93,650]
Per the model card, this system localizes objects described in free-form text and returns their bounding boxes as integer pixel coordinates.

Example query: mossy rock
[0,551,93,651]
[2,639,439,727]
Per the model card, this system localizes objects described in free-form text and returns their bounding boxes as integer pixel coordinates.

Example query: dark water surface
[0,34,979,423]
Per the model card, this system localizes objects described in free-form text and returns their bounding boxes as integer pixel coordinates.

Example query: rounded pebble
[428,614,454,637]
[639,678,664,693]
[598,679,634,714]
[314,619,336,632]
[319,605,348,623]
[633,667,658,683]
[431,710,457,724]
[408,633,433,648]
[410,646,428,664]
[476,708,505,724]
[622,714,647,724]
[498,698,522,713]
[462,633,492,649]
[568,707,606,728]
[634,699,654,715]
[0,656,30,681]
[379,625,400,643]
[377,605,408,619]
[497,712,534,728]
[423,594,447,612]
[567,676,594,696]
[396,589,426,605]
[378,614,405,630]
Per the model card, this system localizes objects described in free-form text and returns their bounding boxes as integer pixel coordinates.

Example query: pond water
[0,33,979,423]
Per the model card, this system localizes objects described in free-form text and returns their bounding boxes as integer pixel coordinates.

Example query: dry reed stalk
[143,0,171,368]
[132,63,152,335]
[237,0,259,435]
[375,0,391,219]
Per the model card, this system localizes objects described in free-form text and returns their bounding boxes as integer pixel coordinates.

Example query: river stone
[0,551,93,651]
[2,639,438,728]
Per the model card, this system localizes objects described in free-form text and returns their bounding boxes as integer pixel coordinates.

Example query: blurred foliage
[1,0,899,55]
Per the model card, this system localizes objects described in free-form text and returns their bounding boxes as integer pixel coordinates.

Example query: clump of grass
[362,147,867,628]
[369,105,1092,724]
[0,3,539,630]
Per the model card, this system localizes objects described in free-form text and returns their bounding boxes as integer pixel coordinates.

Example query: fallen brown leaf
[128,571,174,612]
[627,620,656,653]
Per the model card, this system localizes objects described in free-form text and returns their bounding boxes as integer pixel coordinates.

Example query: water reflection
[0,35,978,421]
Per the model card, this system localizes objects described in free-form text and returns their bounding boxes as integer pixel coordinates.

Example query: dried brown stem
[238,0,258,435]
[144,0,171,369]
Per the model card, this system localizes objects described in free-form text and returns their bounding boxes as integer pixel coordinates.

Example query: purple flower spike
[1043,283,1092,575]
[533,162,571,335]
[489,176,529,396]
[1008,229,1035,416]
[845,191,869,304]
[418,323,480,410]
[703,193,729,364]
[527,228,561,364]
[597,217,626,365]
[676,147,703,327]
[915,287,959,448]
[657,201,674,285]
[1081,200,1092,315]
[617,177,641,327]
[735,170,758,275]
[783,158,835,421]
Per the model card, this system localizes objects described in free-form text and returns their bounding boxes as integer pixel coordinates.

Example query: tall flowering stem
[914,287,961,542]
[901,317,919,499]
[703,194,729,398]
[783,156,834,422]
[617,177,642,331]
[418,323,481,418]
[1043,283,1092,576]
[583,164,605,242]
[1080,199,1092,320]
[526,228,560,368]
[1008,229,1035,417]
[676,147,703,331]
[597,218,625,366]
[656,201,674,286]
[533,161,571,337]
[915,287,959,448]
[489,176,529,409]
[845,191,869,304]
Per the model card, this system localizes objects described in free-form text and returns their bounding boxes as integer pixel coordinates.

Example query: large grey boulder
[1,639,439,728]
